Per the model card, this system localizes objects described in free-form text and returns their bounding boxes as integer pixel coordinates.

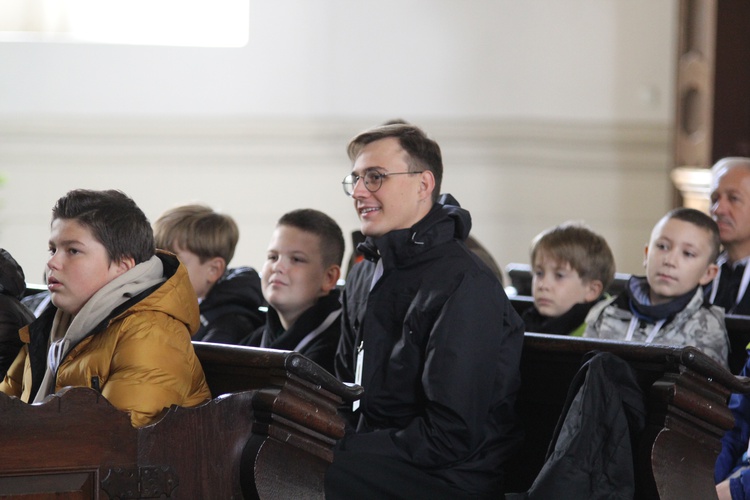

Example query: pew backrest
[507,333,750,499]
[511,296,750,376]
[0,342,362,499]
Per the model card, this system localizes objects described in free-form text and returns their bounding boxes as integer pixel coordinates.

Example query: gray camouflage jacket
[583,287,729,369]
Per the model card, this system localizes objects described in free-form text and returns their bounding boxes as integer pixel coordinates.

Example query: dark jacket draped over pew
[508,333,750,499]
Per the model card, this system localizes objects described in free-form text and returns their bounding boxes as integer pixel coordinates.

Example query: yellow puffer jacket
[0,252,211,427]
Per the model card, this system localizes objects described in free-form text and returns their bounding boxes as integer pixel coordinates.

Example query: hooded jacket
[334,194,524,496]
[195,266,265,344]
[0,252,211,427]
[0,249,35,378]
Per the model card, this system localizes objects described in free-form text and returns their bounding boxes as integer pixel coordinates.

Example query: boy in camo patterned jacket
[584,207,729,369]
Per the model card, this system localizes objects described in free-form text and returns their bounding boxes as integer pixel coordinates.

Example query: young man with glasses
[326,122,524,499]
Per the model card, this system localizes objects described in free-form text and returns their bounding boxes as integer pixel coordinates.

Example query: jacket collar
[357,193,472,269]
[620,275,699,323]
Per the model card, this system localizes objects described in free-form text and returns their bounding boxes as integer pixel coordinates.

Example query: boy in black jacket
[154,204,264,344]
[240,209,344,374]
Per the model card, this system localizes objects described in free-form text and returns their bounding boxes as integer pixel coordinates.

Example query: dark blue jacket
[717,353,750,498]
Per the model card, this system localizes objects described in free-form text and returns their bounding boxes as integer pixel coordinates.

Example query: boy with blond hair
[241,209,344,374]
[154,204,264,344]
[523,222,615,336]
[585,207,728,368]
[0,189,211,427]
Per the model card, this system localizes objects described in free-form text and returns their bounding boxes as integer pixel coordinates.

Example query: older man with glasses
[325,122,524,500]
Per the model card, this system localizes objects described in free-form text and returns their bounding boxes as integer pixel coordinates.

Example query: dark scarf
[260,289,341,350]
[522,300,601,335]
[623,275,697,323]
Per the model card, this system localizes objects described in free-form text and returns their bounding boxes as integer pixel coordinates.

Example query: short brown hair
[52,189,154,265]
[661,207,721,263]
[154,204,239,264]
[277,209,344,268]
[347,123,443,203]
[530,222,615,290]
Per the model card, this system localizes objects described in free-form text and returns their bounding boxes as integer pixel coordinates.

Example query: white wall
[0,0,678,281]
[0,0,676,120]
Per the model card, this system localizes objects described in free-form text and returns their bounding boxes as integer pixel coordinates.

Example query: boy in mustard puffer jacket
[0,189,211,427]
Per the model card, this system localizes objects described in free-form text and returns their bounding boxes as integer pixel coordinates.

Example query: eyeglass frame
[342,169,425,196]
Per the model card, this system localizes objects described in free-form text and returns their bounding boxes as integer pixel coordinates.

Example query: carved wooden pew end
[0,343,362,499]
[506,333,749,499]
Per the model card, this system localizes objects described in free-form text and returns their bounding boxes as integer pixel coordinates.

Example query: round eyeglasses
[342,170,424,196]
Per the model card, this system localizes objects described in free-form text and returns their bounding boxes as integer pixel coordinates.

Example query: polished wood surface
[506,333,749,499]
[0,343,362,499]
[0,333,740,498]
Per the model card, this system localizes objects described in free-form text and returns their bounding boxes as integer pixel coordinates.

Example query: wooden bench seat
[506,333,750,499]
[0,342,362,499]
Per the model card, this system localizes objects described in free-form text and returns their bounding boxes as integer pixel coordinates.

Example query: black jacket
[241,290,341,374]
[194,267,265,344]
[507,352,646,500]
[705,257,750,315]
[0,249,34,378]
[335,194,525,496]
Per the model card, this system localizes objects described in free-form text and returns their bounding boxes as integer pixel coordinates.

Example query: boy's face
[644,217,719,305]
[172,245,221,300]
[261,225,338,323]
[350,137,433,238]
[47,218,132,316]
[532,254,601,318]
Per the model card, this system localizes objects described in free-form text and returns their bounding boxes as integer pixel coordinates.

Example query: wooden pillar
[672,0,750,209]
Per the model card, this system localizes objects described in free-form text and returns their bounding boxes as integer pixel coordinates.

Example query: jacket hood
[0,249,27,299]
[117,252,200,334]
[416,193,471,241]
[201,267,263,311]
[358,193,472,265]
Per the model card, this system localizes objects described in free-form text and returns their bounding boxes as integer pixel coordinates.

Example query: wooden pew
[0,331,740,498]
[506,333,749,499]
[509,294,535,316]
[0,342,362,499]
[22,283,47,298]
[511,295,750,375]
